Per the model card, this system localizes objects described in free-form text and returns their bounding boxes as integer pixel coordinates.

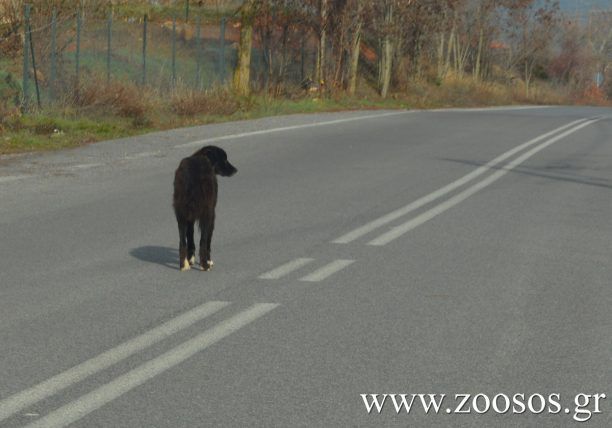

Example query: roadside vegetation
[0,0,611,155]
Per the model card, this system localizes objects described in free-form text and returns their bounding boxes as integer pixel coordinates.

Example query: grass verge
[0,76,598,156]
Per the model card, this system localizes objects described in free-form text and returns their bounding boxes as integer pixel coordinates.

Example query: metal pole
[219,17,226,82]
[28,23,41,109]
[50,9,57,101]
[75,9,82,93]
[107,11,112,84]
[142,14,148,86]
[172,13,177,87]
[22,4,31,113]
[301,37,305,81]
[195,15,202,89]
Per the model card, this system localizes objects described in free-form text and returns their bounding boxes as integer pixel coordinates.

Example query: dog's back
[173,154,217,222]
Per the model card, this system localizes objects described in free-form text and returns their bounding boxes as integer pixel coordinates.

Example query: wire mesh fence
[21,11,228,107]
[10,5,319,113]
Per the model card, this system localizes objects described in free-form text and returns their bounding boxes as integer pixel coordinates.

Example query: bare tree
[233,0,256,96]
[505,0,559,96]
[346,0,365,95]
[587,9,612,90]
[376,0,394,97]
[315,0,328,87]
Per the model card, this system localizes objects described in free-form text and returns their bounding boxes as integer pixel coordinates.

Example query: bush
[170,88,240,116]
[0,104,22,133]
[0,71,21,109]
[75,80,151,120]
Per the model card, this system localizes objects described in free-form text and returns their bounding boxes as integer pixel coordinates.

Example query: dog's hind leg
[205,212,215,270]
[199,213,214,271]
[178,220,190,271]
[186,221,196,266]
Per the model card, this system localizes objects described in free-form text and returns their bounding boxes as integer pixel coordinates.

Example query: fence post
[75,9,82,94]
[50,9,57,101]
[172,13,177,88]
[107,11,112,84]
[142,14,148,86]
[21,4,31,113]
[300,37,305,81]
[195,15,202,89]
[28,22,41,109]
[219,17,226,83]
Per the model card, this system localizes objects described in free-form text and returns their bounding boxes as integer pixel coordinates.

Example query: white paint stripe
[68,163,103,170]
[25,303,279,428]
[428,105,549,112]
[332,118,588,244]
[0,175,31,184]
[0,301,230,423]
[123,151,159,160]
[175,111,410,149]
[299,260,355,282]
[258,258,315,279]
[368,119,599,246]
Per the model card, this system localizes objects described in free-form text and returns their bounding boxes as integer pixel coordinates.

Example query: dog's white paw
[181,259,191,271]
[201,260,214,271]
[188,256,195,266]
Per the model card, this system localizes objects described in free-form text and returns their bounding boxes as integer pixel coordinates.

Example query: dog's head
[196,145,237,177]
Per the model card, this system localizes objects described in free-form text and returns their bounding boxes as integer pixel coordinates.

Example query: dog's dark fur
[173,145,237,271]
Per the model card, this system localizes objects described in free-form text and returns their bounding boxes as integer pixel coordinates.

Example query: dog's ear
[203,147,220,166]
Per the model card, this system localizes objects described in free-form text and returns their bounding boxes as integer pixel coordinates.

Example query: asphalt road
[0,106,610,427]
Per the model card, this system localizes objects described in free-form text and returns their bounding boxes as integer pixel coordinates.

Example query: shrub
[170,88,240,116]
[75,80,150,120]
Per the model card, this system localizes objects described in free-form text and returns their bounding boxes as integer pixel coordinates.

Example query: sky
[558,0,612,14]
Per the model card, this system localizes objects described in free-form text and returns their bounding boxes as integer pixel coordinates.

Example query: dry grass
[170,88,241,116]
[3,68,609,155]
[74,80,154,121]
[573,84,609,106]
[390,73,576,109]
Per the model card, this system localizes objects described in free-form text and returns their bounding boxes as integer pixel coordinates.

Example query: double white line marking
[0,301,278,427]
[333,118,600,246]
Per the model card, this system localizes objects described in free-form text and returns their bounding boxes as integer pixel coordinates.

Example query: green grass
[0,95,410,155]
[0,113,145,154]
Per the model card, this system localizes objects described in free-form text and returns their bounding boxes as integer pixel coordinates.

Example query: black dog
[173,145,237,271]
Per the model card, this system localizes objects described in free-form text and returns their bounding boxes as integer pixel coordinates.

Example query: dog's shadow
[130,245,179,270]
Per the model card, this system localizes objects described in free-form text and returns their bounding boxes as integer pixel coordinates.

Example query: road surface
[0,106,610,427]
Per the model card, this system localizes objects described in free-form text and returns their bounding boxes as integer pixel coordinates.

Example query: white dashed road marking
[299,259,355,282]
[258,258,315,279]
